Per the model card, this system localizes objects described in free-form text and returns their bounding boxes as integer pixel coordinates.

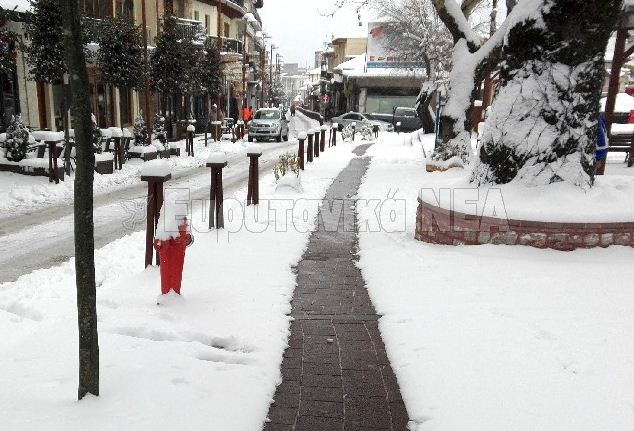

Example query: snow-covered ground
[357,132,634,430]
[0,137,364,429]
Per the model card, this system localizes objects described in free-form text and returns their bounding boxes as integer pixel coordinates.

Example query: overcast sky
[258,0,376,68]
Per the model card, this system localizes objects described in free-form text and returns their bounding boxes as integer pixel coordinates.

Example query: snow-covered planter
[94,152,114,175]
[274,153,302,192]
[128,145,158,161]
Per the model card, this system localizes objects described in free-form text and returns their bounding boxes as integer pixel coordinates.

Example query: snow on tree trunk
[471,0,622,188]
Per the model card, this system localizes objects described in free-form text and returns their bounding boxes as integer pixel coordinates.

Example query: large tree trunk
[61,0,99,399]
[471,0,621,188]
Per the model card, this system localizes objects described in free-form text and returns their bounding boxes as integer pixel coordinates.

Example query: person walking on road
[290,104,296,117]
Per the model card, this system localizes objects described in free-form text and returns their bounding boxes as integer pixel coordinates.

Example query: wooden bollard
[396,121,402,134]
[237,120,245,140]
[186,124,195,157]
[320,125,327,152]
[141,161,171,268]
[297,131,306,170]
[307,131,314,163]
[313,128,320,158]
[206,152,227,229]
[246,144,262,205]
[331,123,338,147]
[351,121,357,141]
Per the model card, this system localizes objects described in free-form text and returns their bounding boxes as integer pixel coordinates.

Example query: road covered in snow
[0,113,317,282]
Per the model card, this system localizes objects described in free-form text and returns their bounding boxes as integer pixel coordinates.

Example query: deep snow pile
[0,141,362,430]
[357,132,634,430]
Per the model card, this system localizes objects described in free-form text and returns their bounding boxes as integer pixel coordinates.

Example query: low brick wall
[415,198,634,251]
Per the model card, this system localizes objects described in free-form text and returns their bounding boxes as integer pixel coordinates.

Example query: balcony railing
[174,17,206,42]
[207,36,243,55]
[228,0,245,7]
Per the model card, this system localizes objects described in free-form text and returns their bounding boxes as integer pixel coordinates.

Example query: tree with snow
[4,115,30,162]
[60,0,100,400]
[134,112,147,146]
[153,113,167,146]
[97,15,144,126]
[0,10,17,78]
[471,0,622,187]
[200,43,223,100]
[24,0,66,83]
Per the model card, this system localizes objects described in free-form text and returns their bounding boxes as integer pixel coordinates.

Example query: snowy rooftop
[334,54,426,79]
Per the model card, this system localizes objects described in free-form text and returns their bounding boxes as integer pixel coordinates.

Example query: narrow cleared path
[264,145,409,430]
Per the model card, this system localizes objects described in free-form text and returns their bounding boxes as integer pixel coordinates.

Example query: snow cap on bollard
[321,125,328,131]
[351,122,357,127]
[313,128,319,134]
[33,130,64,142]
[100,128,113,138]
[212,121,222,126]
[207,151,228,165]
[122,128,132,138]
[237,120,244,125]
[332,123,339,129]
[109,127,123,138]
[246,143,262,155]
[140,159,171,180]
[396,122,402,127]
[186,124,195,132]
[298,131,307,140]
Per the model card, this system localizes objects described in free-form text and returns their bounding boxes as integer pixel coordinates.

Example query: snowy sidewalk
[264,144,409,430]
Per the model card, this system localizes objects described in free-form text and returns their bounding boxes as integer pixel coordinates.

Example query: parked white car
[248,108,289,142]
[330,112,394,132]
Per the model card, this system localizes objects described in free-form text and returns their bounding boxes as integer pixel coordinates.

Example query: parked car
[330,112,394,132]
[248,108,289,142]
[370,107,423,132]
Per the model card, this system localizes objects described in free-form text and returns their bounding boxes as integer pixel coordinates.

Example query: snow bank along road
[0,113,318,283]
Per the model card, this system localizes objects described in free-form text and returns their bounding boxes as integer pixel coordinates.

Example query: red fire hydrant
[153,217,193,295]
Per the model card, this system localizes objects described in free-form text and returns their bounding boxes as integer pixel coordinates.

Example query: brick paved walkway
[264,145,409,431]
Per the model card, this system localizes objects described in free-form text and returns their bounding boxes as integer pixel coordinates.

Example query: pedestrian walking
[290,104,296,117]
[595,112,609,175]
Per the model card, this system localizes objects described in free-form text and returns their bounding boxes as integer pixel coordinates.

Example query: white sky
[258,0,375,68]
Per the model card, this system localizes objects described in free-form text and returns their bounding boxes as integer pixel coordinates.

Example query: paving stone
[301,385,344,403]
[265,152,407,430]
[299,400,344,418]
[295,415,343,431]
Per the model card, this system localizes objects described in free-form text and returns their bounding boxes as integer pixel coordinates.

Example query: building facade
[1,0,266,132]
